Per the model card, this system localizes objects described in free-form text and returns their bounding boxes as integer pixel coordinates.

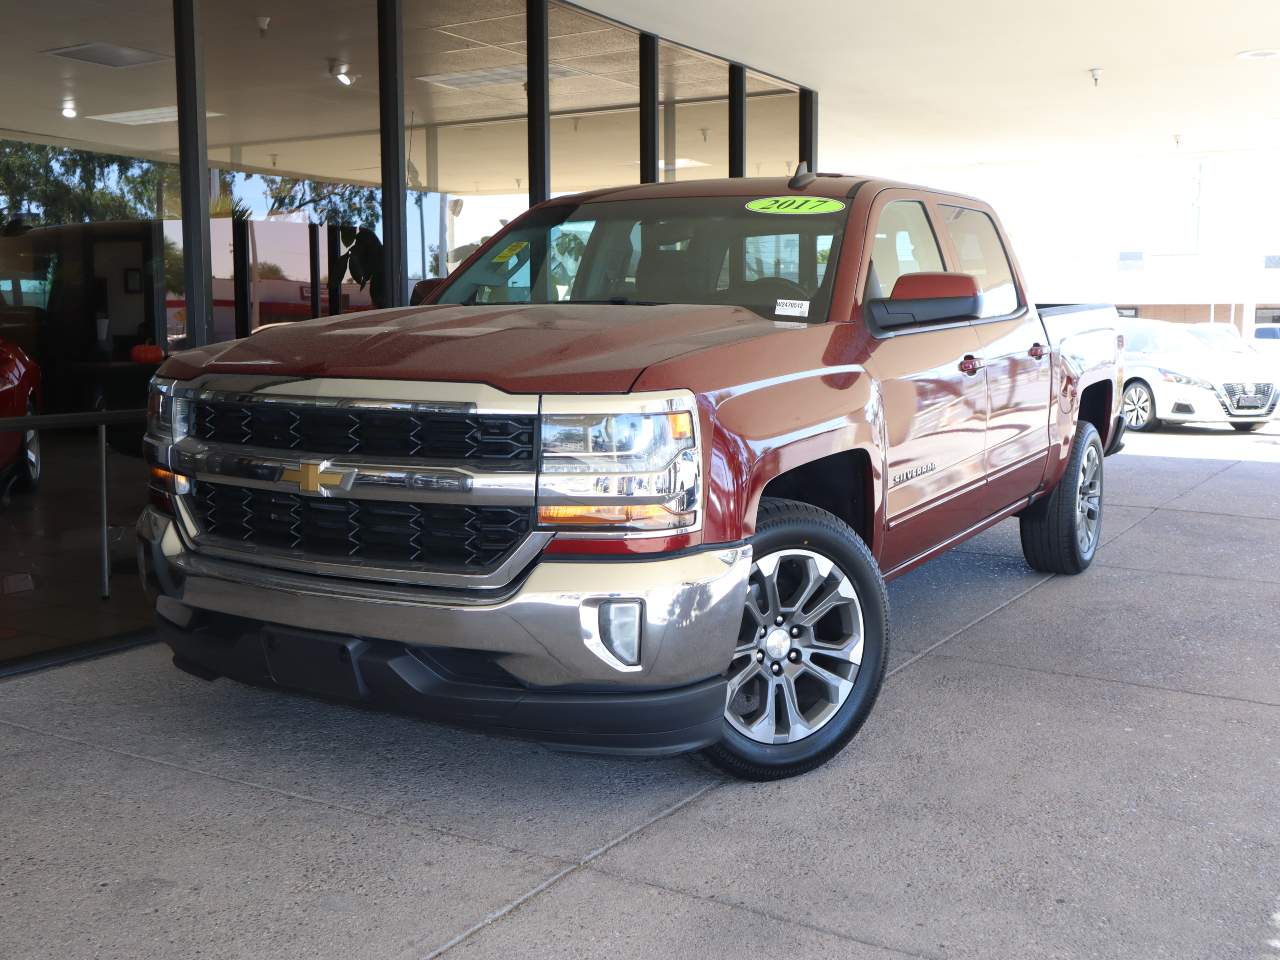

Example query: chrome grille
[191,398,535,461]
[187,481,532,570]
[1221,382,1276,415]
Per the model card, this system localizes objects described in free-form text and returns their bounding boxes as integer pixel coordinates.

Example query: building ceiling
[1,0,806,195]
[583,0,1280,167]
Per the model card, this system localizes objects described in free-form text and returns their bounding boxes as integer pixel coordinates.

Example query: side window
[867,201,943,299]
[939,205,1018,318]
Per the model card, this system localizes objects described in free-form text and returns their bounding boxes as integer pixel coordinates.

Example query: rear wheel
[703,498,888,781]
[12,396,40,492]
[1231,422,1265,433]
[1121,380,1159,432]
[1019,421,1103,574]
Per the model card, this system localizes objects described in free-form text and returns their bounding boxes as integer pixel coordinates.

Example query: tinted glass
[867,201,943,299]
[939,205,1018,318]
[1125,321,1199,354]
[439,196,846,323]
[1188,326,1250,353]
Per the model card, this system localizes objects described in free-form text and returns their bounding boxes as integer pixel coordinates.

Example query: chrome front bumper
[138,506,751,690]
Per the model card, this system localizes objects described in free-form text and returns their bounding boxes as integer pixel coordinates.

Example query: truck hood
[161,303,794,393]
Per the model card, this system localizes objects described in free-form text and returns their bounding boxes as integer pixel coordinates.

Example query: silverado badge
[891,462,937,487]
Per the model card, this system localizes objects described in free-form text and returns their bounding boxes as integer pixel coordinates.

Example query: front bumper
[1151,381,1278,425]
[138,507,751,755]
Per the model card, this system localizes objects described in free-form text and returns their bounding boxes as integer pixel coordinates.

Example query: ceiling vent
[418,63,580,89]
[44,42,172,68]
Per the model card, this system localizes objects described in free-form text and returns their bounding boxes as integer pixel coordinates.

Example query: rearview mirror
[867,272,981,329]
[410,277,446,306]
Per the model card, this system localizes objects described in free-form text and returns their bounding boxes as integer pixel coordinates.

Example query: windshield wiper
[567,297,664,306]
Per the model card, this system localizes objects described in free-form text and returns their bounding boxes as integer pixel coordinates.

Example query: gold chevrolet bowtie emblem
[280,462,345,495]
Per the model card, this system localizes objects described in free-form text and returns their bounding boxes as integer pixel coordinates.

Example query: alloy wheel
[1076,443,1101,554]
[1121,384,1151,429]
[725,548,864,745]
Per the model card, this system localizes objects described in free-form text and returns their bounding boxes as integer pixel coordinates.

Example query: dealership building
[2,0,814,379]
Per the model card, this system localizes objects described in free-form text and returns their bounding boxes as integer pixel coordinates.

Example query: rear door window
[938,205,1018,318]
[866,201,944,299]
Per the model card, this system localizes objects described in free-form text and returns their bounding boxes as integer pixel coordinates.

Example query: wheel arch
[752,447,879,556]
[1078,379,1114,446]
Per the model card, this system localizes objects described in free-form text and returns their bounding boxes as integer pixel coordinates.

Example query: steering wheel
[743,276,811,300]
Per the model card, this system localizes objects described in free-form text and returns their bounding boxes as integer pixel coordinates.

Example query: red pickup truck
[140,173,1123,779]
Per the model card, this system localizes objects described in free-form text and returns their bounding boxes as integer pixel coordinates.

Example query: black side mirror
[410,277,446,306]
[868,272,982,329]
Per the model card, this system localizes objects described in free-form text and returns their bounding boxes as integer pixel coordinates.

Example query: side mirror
[409,277,447,306]
[868,272,981,329]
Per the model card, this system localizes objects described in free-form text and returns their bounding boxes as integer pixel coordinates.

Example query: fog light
[599,601,642,666]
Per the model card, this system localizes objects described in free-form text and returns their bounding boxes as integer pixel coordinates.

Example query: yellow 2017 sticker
[745,196,846,215]
[491,240,529,262]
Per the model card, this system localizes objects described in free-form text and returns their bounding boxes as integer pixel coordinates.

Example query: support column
[639,34,658,184]
[728,64,745,178]
[377,0,407,306]
[799,88,818,171]
[172,0,212,345]
[527,0,550,205]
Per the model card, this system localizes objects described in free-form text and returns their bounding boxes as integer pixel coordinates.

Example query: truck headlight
[537,399,700,532]
[146,377,190,442]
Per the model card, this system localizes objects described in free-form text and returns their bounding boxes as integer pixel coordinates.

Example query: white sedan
[1120,319,1277,433]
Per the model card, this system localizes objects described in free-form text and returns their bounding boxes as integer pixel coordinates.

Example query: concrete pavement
[2,423,1278,960]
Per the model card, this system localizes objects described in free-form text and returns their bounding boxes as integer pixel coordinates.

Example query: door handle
[1029,343,1049,360]
[959,355,985,375]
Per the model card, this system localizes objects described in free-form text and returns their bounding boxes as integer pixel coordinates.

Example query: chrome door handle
[959,355,985,375]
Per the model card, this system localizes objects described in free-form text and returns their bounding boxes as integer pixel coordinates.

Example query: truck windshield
[437,195,847,323]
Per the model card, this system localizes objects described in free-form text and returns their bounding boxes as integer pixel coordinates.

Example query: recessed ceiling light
[86,106,223,125]
[61,104,77,119]
[44,42,171,68]
[329,59,356,86]
[1236,48,1280,60]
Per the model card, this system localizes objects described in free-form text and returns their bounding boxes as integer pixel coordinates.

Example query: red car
[0,336,40,492]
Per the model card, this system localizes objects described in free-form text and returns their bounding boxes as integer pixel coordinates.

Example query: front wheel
[1121,380,1159,432]
[703,498,889,781]
[1231,422,1265,433]
[1019,421,1103,574]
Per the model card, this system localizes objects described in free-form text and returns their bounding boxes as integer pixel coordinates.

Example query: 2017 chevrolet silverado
[139,172,1124,780]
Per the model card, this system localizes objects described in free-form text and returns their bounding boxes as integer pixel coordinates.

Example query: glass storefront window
[746,72,800,178]
[658,41,728,182]
[403,1,531,290]
[202,0,383,328]
[548,2,639,196]
[0,1,181,413]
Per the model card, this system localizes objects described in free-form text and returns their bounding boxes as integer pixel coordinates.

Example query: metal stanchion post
[99,423,110,599]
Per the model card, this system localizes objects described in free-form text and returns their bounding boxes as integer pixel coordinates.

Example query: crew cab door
[935,204,1051,513]
[862,196,991,573]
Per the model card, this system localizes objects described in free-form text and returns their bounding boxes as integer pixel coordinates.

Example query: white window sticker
[775,298,810,318]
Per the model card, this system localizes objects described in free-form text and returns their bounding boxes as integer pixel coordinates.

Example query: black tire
[1231,422,1265,433]
[1121,380,1159,432]
[702,498,889,781]
[12,396,40,492]
[1019,421,1103,574]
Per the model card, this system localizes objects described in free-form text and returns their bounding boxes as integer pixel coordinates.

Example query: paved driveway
[2,425,1278,960]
